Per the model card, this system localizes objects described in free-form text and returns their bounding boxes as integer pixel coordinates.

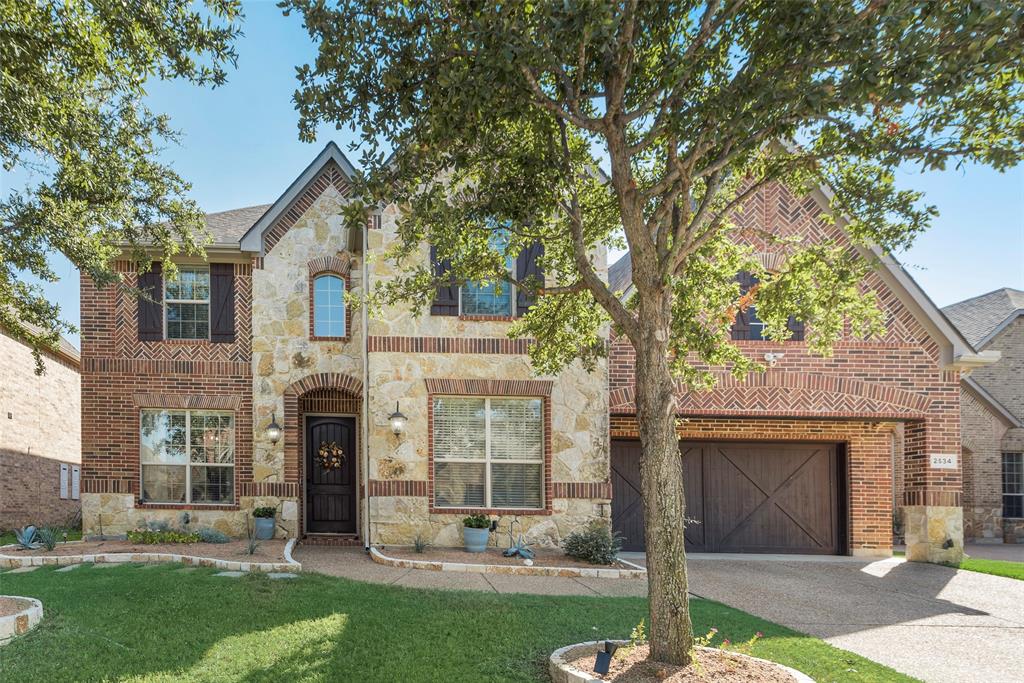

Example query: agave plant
[14,526,40,549]
[502,533,535,560]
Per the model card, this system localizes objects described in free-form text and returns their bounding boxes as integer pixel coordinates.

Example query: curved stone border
[369,546,646,579]
[0,597,43,645]
[549,641,814,683]
[0,539,302,574]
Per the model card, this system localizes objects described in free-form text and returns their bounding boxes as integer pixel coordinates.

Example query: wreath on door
[316,441,346,470]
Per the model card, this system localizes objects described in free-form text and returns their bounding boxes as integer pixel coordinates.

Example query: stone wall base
[904,505,964,564]
[81,493,299,539]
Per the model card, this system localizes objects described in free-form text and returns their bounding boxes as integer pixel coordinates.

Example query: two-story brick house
[606,183,995,563]
[80,143,609,545]
[943,288,1024,543]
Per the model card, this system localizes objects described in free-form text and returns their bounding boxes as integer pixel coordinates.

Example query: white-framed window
[432,396,544,509]
[460,229,514,316]
[140,409,234,504]
[313,274,346,337]
[165,266,210,340]
[1004,452,1023,519]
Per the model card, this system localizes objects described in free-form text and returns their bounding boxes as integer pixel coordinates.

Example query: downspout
[361,211,372,550]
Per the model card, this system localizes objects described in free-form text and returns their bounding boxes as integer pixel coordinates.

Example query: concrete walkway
[294,546,648,596]
[684,556,1024,683]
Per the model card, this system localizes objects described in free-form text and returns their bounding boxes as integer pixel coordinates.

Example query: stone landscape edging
[549,641,815,683]
[369,546,647,578]
[0,538,301,574]
[0,597,43,645]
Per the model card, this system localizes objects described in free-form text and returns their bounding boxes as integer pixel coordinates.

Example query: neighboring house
[80,143,608,545]
[0,325,82,529]
[607,182,995,563]
[943,288,1024,544]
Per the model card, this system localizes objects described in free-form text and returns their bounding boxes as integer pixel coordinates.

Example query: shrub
[462,514,490,529]
[35,526,64,551]
[127,529,200,544]
[252,506,277,519]
[412,532,430,553]
[196,527,230,544]
[563,521,622,565]
[145,519,172,532]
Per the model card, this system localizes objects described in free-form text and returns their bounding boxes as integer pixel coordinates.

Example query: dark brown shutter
[137,262,163,341]
[429,245,459,315]
[515,241,545,317]
[210,263,235,343]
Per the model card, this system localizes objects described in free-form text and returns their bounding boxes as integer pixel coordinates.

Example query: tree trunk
[634,313,694,665]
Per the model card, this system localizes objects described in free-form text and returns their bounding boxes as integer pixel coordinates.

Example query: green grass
[0,528,82,546]
[894,551,1024,581]
[0,564,913,682]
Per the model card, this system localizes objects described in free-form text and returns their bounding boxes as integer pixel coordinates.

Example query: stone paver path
[293,546,647,597]
[4,566,40,574]
[54,564,82,572]
[213,571,245,578]
[267,572,299,579]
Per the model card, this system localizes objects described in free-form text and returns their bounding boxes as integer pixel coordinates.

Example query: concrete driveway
[678,556,1024,683]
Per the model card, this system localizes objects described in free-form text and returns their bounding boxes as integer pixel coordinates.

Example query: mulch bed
[1,539,288,563]
[0,597,34,618]
[565,644,797,683]
[383,546,633,569]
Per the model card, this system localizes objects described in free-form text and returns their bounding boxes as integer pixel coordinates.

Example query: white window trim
[312,273,347,337]
[433,396,544,510]
[140,409,235,505]
[163,266,211,341]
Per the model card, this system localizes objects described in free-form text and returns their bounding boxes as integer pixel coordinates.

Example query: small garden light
[266,413,283,444]
[388,401,408,436]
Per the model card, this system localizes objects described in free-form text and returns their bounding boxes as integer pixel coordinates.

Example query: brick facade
[0,328,81,529]
[609,181,964,559]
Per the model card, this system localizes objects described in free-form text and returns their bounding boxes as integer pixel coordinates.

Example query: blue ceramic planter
[254,517,275,540]
[463,526,489,552]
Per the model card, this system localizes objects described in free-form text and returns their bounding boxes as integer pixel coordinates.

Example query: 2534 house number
[929,454,957,469]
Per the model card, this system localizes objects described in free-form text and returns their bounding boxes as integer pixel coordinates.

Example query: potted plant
[252,506,277,540]
[462,514,491,553]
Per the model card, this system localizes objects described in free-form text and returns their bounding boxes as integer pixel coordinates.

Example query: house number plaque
[929,453,957,469]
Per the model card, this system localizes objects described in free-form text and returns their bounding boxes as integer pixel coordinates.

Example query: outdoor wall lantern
[266,413,283,444]
[388,402,408,437]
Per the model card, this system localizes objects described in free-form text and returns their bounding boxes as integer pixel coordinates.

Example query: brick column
[902,417,964,563]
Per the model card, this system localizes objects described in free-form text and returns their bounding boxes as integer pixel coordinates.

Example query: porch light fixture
[388,402,408,437]
[266,413,283,444]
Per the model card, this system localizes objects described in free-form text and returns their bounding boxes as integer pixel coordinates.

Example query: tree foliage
[284,0,1023,664]
[1,0,242,370]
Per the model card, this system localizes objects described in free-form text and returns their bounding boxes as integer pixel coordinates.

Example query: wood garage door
[611,440,842,554]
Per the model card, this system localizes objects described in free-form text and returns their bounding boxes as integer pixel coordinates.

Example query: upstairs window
[1004,453,1023,519]
[313,274,346,337]
[731,271,804,341]
[460,230,514,317]
[165,266,210,340]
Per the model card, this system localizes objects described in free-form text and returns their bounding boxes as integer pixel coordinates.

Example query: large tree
[1,0,242,369]
[284,0,1024,664]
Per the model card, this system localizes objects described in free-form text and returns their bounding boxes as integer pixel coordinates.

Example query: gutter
[949,349,1001,372]
[362,212,372,550]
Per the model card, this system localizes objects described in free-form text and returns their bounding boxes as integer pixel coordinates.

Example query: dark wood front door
[306,416,357,534]
[611,440,842,554]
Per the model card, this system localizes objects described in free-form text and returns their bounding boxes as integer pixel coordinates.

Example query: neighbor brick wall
[79,261,253,508]
[610,415,897,551]
[0,450,81,528]
[959,388,1010,539]
[969,317,1024,423]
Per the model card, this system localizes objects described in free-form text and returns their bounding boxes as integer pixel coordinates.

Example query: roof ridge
[942,287,1017,310]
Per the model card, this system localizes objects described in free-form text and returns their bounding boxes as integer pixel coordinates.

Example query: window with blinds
[433,396,544,509]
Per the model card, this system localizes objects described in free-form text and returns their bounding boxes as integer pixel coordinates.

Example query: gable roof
[2,322,80,368]
[608,252,633,295]
[942,288,1024,349]
[203,205,273,244]
[239,142,358,254]
[963,375,1022,428]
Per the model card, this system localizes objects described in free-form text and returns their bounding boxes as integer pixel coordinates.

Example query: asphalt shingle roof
[942,288,1024,348]
[203,204,272,244]
[608,252,633,294]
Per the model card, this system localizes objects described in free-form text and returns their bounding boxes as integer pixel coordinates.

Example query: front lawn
[894,551,1024,582]
[0,564,915,682]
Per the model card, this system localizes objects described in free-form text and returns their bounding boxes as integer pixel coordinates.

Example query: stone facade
[0,329,81,528]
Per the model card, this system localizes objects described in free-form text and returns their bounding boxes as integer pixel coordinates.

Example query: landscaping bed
[1,539,289,564]
[383,546,637,570]
[559,643,808,682]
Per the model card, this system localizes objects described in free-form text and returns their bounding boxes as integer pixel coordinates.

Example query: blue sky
[9,2,1024,348]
